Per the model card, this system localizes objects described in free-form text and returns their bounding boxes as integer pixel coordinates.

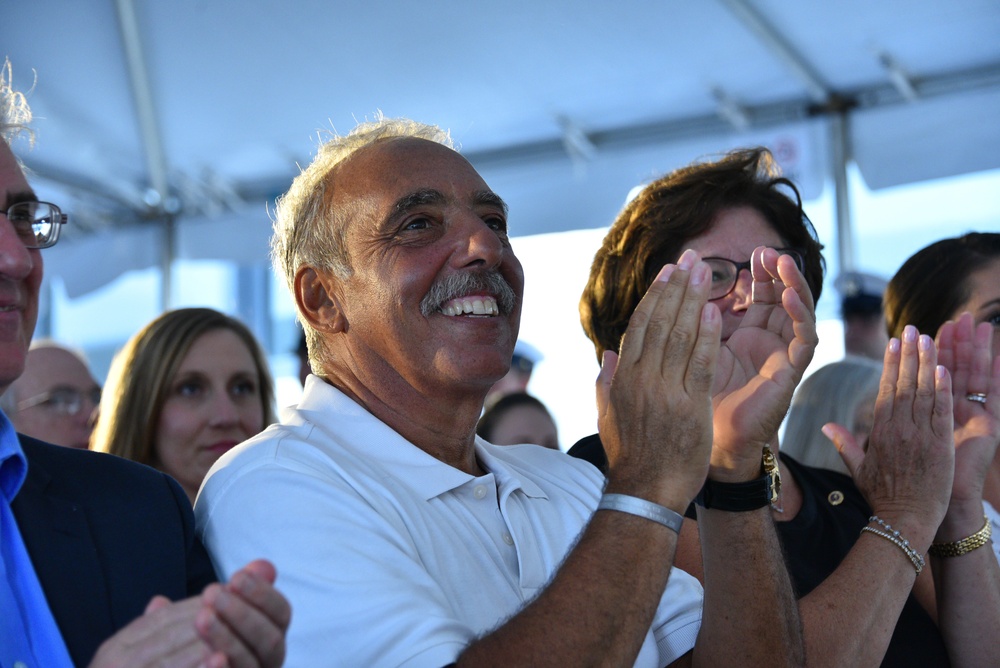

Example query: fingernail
[889,338,900,353]
[213,588,232,611]
[678,249,696,270]
[821,425,834,440]
[919,334,932,351]
[937,365,947,380]
[233,571,257,596]
[655,264,675,282]
[690,262,707,286]
[202,583,220,605]
[702,303,718,323]
[903,325,917,343]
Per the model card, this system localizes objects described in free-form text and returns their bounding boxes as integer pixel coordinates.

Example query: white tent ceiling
[5,0,1000,298]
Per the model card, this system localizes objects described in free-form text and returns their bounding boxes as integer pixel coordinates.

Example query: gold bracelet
[928,516,992,558]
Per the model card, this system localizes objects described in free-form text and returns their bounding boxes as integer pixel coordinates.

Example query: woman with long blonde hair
[92,308,276,503]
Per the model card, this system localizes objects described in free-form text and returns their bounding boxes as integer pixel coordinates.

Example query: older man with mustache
[197,117,807,666]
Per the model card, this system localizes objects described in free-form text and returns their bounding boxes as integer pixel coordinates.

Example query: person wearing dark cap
[837,270,889,361]
[484,339,541,406]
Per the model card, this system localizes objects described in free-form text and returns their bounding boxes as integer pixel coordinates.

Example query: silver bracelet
[862,515,925,574]
[597,493,684,534]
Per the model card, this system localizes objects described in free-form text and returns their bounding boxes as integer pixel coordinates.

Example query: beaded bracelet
[861,515,925,574]
[929,516,992,558]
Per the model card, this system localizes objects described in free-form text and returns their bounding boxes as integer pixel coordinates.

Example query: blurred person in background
[781,357,882,476]
[836,270,890,361]
[92,307,276,504]
[296,329,312,386]
[484,339,540,406]
[881,231,1000,565]
[477,392,560,450]
[2,341,100,449]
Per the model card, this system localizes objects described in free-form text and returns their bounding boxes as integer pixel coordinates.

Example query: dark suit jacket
[11,435,217,667]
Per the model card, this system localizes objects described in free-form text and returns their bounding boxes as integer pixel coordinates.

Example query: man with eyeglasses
[2,342,101,449]
[0,61,289,667]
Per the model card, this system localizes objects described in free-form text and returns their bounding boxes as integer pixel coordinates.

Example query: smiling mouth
[421,270,516,317]
[440,295,500,316]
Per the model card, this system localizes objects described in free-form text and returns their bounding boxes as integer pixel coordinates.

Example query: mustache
[420,270,517,317]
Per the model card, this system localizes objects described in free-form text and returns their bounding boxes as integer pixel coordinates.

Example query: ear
[295,266,348,334]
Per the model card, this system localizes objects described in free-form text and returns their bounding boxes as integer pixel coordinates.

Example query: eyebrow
[391,188,446,217]
[474,190,509,216]
[1,190,38,210]
[47,384,84,394]
[388,188,509,220]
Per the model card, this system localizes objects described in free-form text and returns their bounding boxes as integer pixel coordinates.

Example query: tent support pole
[114,0,171,201]
[830,110,854,275]
[160,215,174,310]
[116,0,177,309]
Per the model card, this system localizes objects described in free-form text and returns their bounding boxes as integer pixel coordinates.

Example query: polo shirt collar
[0,410,27,502]
[297,378,546,502]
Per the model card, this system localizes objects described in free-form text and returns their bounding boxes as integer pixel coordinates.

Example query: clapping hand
[89,560,290,668]
[597,249,721,512]
[825,327,955,531]
[935,313,1000,515]
[711,246,817,480]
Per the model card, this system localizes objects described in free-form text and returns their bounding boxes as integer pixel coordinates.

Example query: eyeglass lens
[21,387,101,416]
[5,201,64,249]
[705,249,804,300]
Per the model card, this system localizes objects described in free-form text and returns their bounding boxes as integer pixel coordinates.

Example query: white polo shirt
[196,377,702,667]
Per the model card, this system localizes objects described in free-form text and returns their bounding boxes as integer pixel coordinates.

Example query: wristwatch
[694,446,782,511]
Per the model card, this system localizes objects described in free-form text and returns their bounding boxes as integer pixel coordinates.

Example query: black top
[568,434,951,667]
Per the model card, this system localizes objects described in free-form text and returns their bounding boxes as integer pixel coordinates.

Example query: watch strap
[694,446,781,511]
[694,474,773,511]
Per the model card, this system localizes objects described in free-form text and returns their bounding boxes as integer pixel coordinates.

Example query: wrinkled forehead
[329,137,493,217]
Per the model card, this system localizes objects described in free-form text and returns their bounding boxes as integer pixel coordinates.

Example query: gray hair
[0,59,33,147]
[782,357,883,475]
[270,115,453,371]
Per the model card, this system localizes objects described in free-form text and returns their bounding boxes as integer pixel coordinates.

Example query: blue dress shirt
[0,411,73,668]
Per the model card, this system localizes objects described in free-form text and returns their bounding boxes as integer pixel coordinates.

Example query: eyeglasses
[2,201,68,249]
[703,248,805,301]
[17,386,101,416]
